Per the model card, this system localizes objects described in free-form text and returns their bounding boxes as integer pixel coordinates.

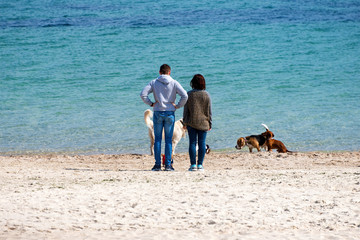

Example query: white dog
[144,109,186,156]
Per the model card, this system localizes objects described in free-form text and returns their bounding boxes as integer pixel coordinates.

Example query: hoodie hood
[156,75,174,85]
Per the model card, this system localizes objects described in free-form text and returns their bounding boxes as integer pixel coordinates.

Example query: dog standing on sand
[144,109,186,156]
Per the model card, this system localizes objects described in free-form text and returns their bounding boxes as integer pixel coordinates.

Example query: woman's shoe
[188,165,197,171]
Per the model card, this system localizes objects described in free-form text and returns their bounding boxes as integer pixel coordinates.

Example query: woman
[183,74,212,171]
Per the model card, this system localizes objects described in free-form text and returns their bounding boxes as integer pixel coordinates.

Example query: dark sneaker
[165,165,175,171]
[151,164,161,171]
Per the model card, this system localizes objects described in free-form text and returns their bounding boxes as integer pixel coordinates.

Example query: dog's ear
[266,130,274,138]
[237,137,245,147]
[262,131,274,139]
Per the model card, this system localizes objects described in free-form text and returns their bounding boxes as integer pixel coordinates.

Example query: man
[140,64,188,171]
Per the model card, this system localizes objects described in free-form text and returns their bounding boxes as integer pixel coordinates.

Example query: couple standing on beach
[140,64,212,171]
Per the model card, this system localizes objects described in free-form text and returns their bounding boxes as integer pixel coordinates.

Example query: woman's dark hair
[190,74,206,90]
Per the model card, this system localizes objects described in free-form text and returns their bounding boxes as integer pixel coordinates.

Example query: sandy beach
[1,151,359,239]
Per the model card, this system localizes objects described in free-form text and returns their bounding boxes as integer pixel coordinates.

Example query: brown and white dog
[235,124,274,153]
[144,109,186,156]
[265,139,291,153]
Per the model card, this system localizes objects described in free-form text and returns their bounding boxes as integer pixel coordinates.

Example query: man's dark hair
[159,64,171,74]
[190,74,206,90]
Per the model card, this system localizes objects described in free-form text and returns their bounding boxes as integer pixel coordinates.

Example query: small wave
[42,23,73,28]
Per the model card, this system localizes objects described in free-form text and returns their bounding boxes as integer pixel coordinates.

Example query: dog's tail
[261,123,269,130]
[144,109,153,129]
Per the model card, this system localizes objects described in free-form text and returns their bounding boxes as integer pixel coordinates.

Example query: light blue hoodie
[140,75,188,111]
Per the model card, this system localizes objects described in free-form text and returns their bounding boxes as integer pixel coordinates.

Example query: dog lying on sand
[265,138,292,153]
[144,109,186,156]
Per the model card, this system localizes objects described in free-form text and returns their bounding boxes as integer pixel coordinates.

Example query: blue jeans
[187,126,207,166]
[153,111,175,166]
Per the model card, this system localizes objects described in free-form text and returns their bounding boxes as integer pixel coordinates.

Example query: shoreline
[1,151,359,239]
[1,148,359,157]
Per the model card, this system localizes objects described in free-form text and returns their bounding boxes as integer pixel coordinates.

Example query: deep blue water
[1,0,360,154]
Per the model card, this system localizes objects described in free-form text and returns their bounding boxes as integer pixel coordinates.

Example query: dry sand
[0,151,359,239]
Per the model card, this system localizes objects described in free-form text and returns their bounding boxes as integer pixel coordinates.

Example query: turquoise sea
[1,0,360,155]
